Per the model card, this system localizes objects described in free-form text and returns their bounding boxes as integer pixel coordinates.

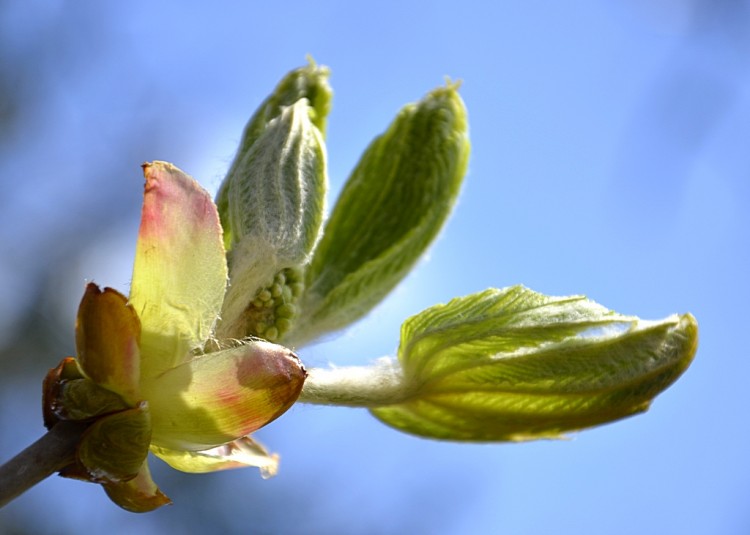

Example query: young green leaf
[370,285,698,441]
[288,82,470,345]
[217,59,332,251]
[223,98,326,261]
[218,99,327,339]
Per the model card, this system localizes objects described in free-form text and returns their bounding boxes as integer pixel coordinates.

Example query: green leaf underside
[291,84,470,345]
[371,286,698,441]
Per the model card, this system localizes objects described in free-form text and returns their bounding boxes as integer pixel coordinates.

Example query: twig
[0,421,87,509]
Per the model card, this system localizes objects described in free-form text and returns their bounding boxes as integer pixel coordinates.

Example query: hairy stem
[298,358,411,407]
[0,421,87,509]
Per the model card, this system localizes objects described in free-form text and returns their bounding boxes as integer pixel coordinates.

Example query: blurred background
[1,1,748,533]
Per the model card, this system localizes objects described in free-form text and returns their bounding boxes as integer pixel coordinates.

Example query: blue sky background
[1,1,748,534]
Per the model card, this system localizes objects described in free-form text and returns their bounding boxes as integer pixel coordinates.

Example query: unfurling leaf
[222,99,327,261]
[216,59,332,252]
[371,285,698,441]
[288,82,470,346]
[217,98,327,340]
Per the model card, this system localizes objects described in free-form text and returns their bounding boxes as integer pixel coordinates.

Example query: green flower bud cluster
[243,268,304,341]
